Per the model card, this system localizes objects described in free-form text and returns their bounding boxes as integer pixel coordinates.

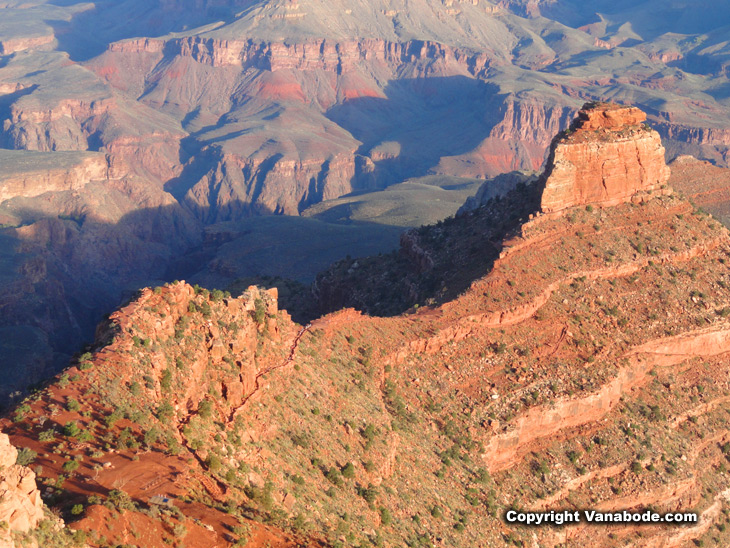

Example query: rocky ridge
[0,150,109,204]
[7,0,730,402]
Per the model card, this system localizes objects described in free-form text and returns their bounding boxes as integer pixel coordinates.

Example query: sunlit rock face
[540,103,670,213]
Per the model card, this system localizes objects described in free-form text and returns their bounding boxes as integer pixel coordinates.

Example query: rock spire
[539,102,670,213]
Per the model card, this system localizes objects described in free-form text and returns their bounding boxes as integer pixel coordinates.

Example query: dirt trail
[228,323,314,423]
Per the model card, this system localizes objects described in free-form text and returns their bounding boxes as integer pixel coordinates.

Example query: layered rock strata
[539,102,671,213]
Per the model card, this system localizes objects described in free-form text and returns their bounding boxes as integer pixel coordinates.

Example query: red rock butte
[539,102,671,213]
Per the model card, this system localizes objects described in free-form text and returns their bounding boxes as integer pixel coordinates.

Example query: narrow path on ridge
[227,321,317,423]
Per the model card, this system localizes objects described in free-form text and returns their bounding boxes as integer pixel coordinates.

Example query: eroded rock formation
[539,103,671,213]
[0,432,46,548]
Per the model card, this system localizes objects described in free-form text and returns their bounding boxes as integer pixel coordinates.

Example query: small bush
[62,460,80,472]
[198,399,213,419]
[325,467,342,486]
[341,462,355,479]
[38,430,55,442]
[160,369,173,391]
[206,454,222,472]
[66,398,81,412]
[63,422,80,438]
[253,298,266,324]
[357,485,377,504]
[16,447,37,466]
[13,404,31,423]
[156,401,174,421]
[106,489,135,511]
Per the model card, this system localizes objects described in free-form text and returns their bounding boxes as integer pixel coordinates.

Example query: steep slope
[5,104,730,547]
[3,282,314,547]
[0,149,201,404]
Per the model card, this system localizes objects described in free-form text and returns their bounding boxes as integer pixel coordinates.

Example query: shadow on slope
[326,77,506,186]
[0,195,407,407]
[312,179,543,318]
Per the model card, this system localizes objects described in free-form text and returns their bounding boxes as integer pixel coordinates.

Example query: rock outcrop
[539,103,671,213]
[0,432,46,548]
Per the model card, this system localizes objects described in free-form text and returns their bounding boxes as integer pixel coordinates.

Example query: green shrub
[16,447,37,466]
[198,399,213,419]
[62,460,79,472]
[357,485,377,504]
[144,427,160,448]
[66,398,81,412]
[78,430,94,443]
[38,430,55,442]
[105,409,123,428]
[253,298,266,324]
[206,454,222,472]
[156,401,174,421]
[63,421,80,438]
[106,489,135,511]
[13,404,31,423]
[160,369,173,391]
[325,467,342,486]
[361,424,377,442]
[341,462,355,479]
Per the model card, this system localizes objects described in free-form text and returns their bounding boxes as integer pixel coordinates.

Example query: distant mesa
[539,102,671,213]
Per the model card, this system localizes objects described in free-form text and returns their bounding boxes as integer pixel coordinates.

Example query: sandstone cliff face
[0,35,54,56]
[539,103,671,213]
[181,149,368,218]
[0,151,109,203]
[0,433,46,548]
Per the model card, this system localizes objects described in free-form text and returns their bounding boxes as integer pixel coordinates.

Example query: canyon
[4,0,730,401]
[3,103,730,547]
